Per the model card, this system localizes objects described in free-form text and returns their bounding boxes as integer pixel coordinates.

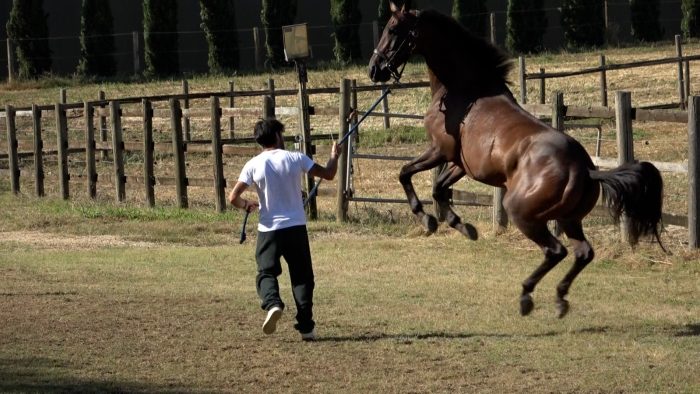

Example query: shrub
[77,0,116,77]
[631,0,663,42]
[143,0,179,77]
[260,0,297,68]
[452,0,488,37]
[199,0,239,73]
[506,0,547,54]
[6,0,51,79]
[330,0,362,64]
[561,0,605,49]
[682,0,700,38]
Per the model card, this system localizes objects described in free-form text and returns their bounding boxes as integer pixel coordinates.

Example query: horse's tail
[589,161,665,250]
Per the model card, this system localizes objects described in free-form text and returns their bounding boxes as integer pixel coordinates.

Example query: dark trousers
[255,225,315,334]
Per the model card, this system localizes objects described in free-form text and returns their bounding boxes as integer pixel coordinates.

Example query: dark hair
[253,118,284,147]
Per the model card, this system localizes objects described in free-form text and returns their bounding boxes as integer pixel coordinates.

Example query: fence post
[182,79,191,141]
[228,80,235,138]
[263,79,275,119]
[676,35,686,109]
[253,27,263,71]
[432,164,447,222]
[170,99,188,209]
[31,104,44,197]
[337,78,351,223]
[493,187,508,233]
[98,90,109,160]
[519,56,527,104]
[143,99,155,207]
[685,60,691,101]
[84,102,97,199]
[489,13,496,45]
[59,88,67,104]
[132,31,140,74]
[211,96,226,213]
[5,105,19,194]
[351,79,360,142]
[599,55,608,107]
[6,39,14,82]
[615,91,634,243]
[688,96,700,249]
[381,84,390,129]
[552,91,565,132]
[373,20,379,46]
[539,68,546,104]
[110,101,126,202]
[55,103,69,200]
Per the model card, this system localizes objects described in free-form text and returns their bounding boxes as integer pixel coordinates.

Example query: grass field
[2,41,700,392]
[1,179,699,393]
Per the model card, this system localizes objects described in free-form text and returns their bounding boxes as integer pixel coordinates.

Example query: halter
[373,13,419,82]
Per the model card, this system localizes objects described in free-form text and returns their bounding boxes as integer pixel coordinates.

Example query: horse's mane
[418,9,513,87]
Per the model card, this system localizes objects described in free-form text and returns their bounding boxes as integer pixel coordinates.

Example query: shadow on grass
[316,323,700,343]
[0,357,191,393]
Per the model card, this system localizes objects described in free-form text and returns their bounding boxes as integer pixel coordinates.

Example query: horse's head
[369,2,419,83]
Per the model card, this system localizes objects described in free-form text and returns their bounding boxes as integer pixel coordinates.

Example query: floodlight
[282,23,310,61]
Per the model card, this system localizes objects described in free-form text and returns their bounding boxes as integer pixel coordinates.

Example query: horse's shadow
[315,323,700,343]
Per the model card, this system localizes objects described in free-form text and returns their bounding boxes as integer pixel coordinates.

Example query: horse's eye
[388,28,397,35]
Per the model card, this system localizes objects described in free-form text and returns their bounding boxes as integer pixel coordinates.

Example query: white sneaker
[262,306,283,335]
[301,328,317,341]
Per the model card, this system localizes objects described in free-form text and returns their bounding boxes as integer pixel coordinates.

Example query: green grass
[1,200,698,392]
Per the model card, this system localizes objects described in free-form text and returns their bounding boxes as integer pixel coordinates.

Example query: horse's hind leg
[554,220,595,318]
[433,163,477,240]
[514,220,568,316]
[399,146,445,235]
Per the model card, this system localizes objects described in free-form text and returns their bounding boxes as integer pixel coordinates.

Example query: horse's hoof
[423,214,438,235]
[556,299,570,319]
[462,223,478,240]
[520,294,534,316]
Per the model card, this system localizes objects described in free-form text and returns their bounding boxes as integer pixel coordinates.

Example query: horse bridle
[373,13,419,82]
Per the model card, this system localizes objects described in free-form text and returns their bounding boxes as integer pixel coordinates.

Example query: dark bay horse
[369,3,664,318]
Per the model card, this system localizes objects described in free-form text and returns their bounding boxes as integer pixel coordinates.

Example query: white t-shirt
[238,149,315,232]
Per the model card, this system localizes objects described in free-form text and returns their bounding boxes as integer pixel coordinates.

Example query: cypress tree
[77,0,116,77]
[378,0,412,29]
[143,0,179,77]
[452,0,488,37]
[260,0,297,68]
[6,0,51,79]
[200,0,239,73]
[506,0,547,54]
[561,0,605,49]
[631,0,663,42]
[330,0,362,65]
[682,0,700,38]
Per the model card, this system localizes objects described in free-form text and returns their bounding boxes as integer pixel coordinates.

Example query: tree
[561,0,605,49]
[506,0,547,54]
[378,0,412,29]
[199,0,239,73]
[452,0,488,37]
[330,0,362,64]
[143,0,179,77]
[6,0,51,79]
[260,0,297,68]
[77,0,116,77]
[631,0,663,42]
[682,0,700,38]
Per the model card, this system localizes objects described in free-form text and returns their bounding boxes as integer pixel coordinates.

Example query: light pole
[283,23,318,219]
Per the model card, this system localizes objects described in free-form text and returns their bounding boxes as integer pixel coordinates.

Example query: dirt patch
[0,230,160,250]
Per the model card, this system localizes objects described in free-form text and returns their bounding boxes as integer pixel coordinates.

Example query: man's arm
[228,181,258,212]
[308,141,341,180]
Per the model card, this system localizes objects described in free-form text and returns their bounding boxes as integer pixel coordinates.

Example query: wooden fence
[519,35,697,110]
[1,80,698,249]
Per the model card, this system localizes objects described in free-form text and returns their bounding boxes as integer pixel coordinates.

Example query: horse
[368,3,664,318]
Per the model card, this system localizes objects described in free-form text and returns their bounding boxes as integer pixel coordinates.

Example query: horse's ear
[390,1,398,13]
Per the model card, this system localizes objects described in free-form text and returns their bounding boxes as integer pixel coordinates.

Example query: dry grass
[1,42,699,392]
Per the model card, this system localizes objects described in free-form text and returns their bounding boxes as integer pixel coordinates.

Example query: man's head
[254,118,284,148]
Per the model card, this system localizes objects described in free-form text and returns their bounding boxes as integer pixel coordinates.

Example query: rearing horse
[369,4,664,318]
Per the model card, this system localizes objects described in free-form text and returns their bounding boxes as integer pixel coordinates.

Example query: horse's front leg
[433,163,478,240]
[399,146,444,235]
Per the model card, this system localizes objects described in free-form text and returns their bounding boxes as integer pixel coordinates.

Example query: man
[228,118,340,341]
